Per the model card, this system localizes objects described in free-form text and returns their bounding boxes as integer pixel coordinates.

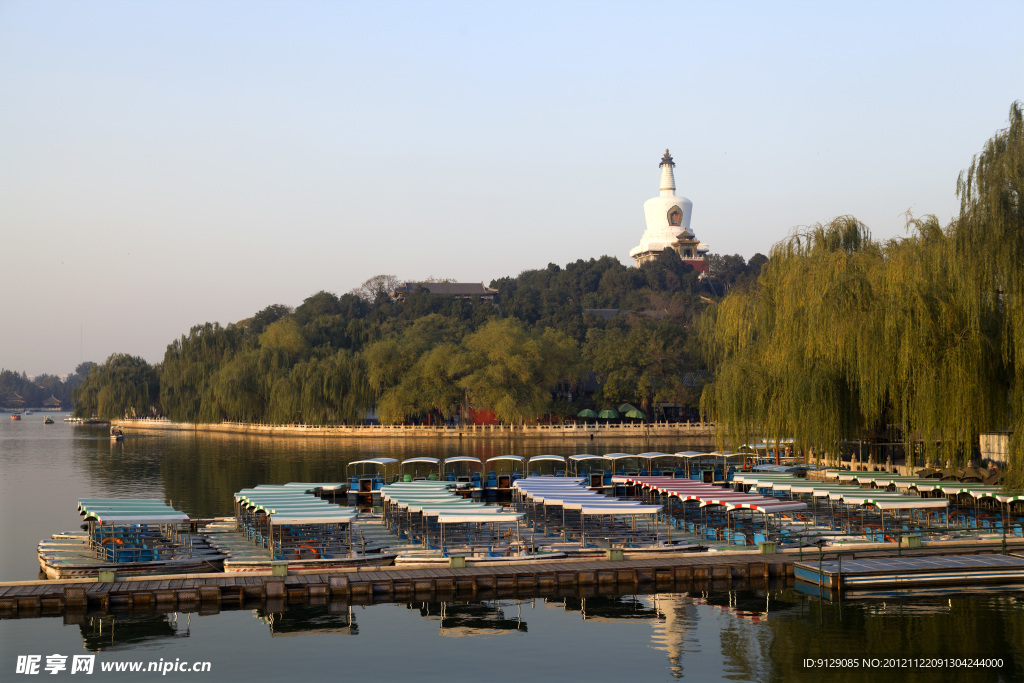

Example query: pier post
[63,587,87,610]
[329,575,351,598]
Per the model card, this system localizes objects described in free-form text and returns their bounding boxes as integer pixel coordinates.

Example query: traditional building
[629,150,709,273]
[391,282,498,302]
[3,392,26,411]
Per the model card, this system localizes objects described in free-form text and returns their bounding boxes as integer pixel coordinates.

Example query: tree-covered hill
[74,249,763,425]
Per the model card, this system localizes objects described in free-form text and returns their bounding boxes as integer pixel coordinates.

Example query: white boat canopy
[603,453,637,462]
[528,455,566,465]
[486,455,525,463]
[347,458,399,468]
[443,456,482,465]
[402,457,441,465]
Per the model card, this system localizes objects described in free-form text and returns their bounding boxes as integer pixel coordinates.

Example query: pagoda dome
[629,150,694,259]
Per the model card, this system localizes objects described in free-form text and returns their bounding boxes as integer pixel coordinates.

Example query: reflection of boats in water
[79,613,191,652]
[254,604,359,637]
[37,499,225,579]
[110,425,124,441]
[549,594,662,621]
[411,600,528,636]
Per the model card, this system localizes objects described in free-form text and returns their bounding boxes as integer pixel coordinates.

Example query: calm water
[2,416,1023,682]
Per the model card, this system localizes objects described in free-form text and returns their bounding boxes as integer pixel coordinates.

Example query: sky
[1,1,1022,376]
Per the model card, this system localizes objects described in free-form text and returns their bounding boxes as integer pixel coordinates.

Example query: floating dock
[794,553,1024,591]
[0,553,793,619]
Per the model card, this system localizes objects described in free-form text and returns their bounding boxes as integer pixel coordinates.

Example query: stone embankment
[116,418,715,440]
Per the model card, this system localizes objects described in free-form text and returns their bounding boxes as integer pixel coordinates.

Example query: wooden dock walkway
[0,553,791,619]
[2,545,1016,620]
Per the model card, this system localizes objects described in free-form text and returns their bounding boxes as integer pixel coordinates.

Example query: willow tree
[871,217,1006,467]
[459,318,579,424]
[701,102,1023,482]
[73,354,160,419]
[700,216,880,462]
[953,101,1024,487]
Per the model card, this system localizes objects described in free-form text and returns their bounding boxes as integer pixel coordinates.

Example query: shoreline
[114,417,716,440]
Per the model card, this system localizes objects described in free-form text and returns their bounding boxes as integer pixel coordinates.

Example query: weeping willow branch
[700,102,1023,487]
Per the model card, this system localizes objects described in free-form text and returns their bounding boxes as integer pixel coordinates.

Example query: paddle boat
[37,499,224,579]
[568,454,609,488]
[110,425,124,441]
[379,480,528,560]
[206,483,396,572]
[483,455,525,499]
[400,457,442,481]
[346,457,398,501]
[443,456,484,497]
[10,413,21,421]
[43,415,54,424]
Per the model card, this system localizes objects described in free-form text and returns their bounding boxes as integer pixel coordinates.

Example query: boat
[394,551,568,566]
[43,416,54,425]
[110,425,124,441]
[346,457,398,500]
[206,483,397,572]
[9,413,20,421]
[443,456,485,498]
[37,499,225,580]
[483,455,525,498]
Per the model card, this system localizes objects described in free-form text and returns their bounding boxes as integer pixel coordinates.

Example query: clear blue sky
[1,1,1021,375]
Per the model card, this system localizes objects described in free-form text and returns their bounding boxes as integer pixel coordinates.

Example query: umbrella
[617,403,637,414]
[625,409,645,419]
[576,409,599,419]
[597,409,620,419]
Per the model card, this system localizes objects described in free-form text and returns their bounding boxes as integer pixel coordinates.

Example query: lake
[1,415,1022,681]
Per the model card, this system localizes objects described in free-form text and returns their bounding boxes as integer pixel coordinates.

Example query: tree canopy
[700,102,1023,486]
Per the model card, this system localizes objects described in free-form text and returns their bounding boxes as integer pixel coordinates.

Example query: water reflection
[253,603,358,637]
[4,587,1020,681]
[77,613,191,652]
[408,600,528,636]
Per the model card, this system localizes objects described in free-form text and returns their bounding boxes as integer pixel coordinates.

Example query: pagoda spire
[659,149,676,194]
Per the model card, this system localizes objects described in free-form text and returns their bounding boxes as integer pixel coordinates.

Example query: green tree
[460,318,578,424]
[73,354,160,419]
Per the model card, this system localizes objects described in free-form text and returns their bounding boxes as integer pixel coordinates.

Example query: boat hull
[38,555,222,580]
[223,553,397,573]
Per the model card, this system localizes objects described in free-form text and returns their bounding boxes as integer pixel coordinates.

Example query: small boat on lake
[110,425,124,441]
[10,413,21,421]
[43,416,54,424]
[37,499,224,580]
